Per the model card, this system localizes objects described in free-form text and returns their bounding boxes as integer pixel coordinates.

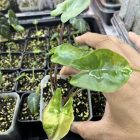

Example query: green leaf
[42,88,74,140]
[51,43,133,93]
[43,88,62,139]
[0,16,10,39]
[8,10,24,32]
[53,97,74,140]
[70,49,132,93]
[51,43,92,67]
[27,92,40,115]
[51,0,90,23]
[70,18,90,33]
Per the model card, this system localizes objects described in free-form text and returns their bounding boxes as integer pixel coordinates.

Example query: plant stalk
[62,87,76,106]
[53,23,65,89]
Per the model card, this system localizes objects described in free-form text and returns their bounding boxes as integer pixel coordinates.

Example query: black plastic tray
[93,0,120,25]
[101,0,121,10]
[111,12,139,52]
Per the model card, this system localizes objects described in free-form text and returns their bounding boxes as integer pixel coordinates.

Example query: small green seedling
[42,0,91,140]
[27,84,40,115]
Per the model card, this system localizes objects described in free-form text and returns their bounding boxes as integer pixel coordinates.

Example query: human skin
[60,32,140,140]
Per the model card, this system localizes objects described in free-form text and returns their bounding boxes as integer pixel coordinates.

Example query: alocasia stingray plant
[42,0,91,140]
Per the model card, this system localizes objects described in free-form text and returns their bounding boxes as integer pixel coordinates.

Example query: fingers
[129,32,140,49]
[70,121,106,140]
[60,66,79,75]
[75,32,109,49]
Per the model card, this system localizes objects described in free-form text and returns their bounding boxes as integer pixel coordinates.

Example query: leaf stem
[62,87,76,106]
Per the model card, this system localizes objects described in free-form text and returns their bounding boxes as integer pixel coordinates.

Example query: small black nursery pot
[0,53,22,70]
[0,70,18,92]
[16,70,46,93]
[17,93,43,138]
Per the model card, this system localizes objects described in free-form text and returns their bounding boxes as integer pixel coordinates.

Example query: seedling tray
[92,0,120,25]
[102,0,121,10]
[0,15,106,139]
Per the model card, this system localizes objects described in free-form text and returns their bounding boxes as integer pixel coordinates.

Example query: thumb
[129,32,140,49]
[70,121,105,140]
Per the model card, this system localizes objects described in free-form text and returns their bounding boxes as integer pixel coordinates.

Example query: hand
[60,32,140,140]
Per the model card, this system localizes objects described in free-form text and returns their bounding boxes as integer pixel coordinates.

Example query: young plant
[42,0,91,140]
[16,62,41,115]
[32,19,41,41]
[27,84,40,115]
[0,10,25,40]
[43,88,74,140]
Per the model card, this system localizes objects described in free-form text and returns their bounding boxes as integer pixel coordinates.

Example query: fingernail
[74,36,81,43]
[70,122,78,133]
[129,32,137,37]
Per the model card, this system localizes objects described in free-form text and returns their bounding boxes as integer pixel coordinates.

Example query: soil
[49,24,69,37]
[26,38,49,52]
[0,41,25,53]
[22,53,47,69]
[0,96,16,132]
[91,92,106,119]
[0,0,9,11]
[49,37,69,49]
[0,53,22,69]
[11,30,29,40]
[19,96,39,121]
[0,71,17,92]
[0,36,8,43]
[17,71,45,92]
[28,27,49,38]
[43,77,90,121]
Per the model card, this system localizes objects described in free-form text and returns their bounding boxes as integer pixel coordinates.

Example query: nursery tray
[92,0,120,25]
[111,12,139,52]
[19,15,106,35]
[0,15,106,140]
[100,0,121,10]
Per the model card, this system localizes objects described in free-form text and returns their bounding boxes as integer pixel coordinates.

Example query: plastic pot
[40,75,93,122]
[25,38,49,53]
[15,69,46,93]
[17,93,44,138]
[0,92,20,140]
[21,52,48,70]
[0,53,23,70]
[0,70,18,93]
[0,40,26,53]
[92,0,120,25]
